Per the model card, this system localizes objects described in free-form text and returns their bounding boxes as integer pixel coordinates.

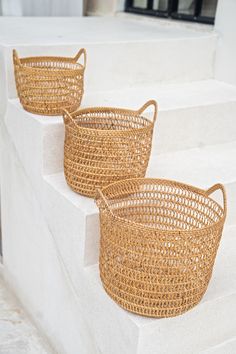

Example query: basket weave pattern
[63,100,157,197]
[13,49,86,115]
[96,178,227,318]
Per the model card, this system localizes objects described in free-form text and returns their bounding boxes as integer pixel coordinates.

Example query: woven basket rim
[15,61,85,76]
[63,107,155,134]
[96,177,227,234]
[13,48,86,75]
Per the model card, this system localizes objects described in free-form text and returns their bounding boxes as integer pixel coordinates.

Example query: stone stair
[1,15,236,354]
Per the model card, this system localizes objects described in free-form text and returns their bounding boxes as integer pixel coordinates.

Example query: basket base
[64,174,148,199]
[20,103,81,117]
[65,178,96,198]
[101,281,205,318]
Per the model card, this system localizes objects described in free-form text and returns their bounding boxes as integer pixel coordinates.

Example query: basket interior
[70,110,152,131]
[20,57,83,71]
[101,180,224,231]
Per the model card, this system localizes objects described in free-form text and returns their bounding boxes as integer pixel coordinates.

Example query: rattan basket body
[96,178,227,318]
[63,100,157,197]
[13,49,86,115]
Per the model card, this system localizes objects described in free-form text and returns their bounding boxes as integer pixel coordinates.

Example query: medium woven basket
[13,49,86,116]
[63,100,157,197]
[96,178,227,318]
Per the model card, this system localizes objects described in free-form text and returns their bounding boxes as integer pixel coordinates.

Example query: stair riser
[155,101,236,154]
[2,36,216,102]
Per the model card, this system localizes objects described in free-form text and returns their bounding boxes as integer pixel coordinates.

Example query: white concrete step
[6,79,236,179]
[81,226,236,354]
[0,16,217,109]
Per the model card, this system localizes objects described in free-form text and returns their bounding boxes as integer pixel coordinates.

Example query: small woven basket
[13,49,86,116]
[96,178,227,318]
[63,100,157,197]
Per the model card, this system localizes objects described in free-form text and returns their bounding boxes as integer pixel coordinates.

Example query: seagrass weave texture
[63,100,157,197]
[13,49,86,115]
[96,178,227,318]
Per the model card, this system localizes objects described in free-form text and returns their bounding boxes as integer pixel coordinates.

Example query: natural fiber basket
[96,178,227,318]
[13,49,86,115]
[63,100,157,197]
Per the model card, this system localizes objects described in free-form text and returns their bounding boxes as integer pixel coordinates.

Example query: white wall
[214,0,236,86]
[0,0,84,16]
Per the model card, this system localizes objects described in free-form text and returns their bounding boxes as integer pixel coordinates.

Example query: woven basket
[13,49,86,116]
[96,178,227,318]
[63,100,157,197]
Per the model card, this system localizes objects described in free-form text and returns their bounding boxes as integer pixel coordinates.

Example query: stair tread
[83,79,236,111]
[0,16,215,46]
[148,140,236,187]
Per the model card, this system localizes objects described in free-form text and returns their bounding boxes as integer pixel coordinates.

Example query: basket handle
[137,100,158,124]
[73,48,87,68]
[96,189,114,215]
[205,183,227,215]
[13,49,21,66]
[62,109,78,129]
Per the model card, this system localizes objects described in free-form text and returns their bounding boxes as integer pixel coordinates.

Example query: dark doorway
[125,0,218,24]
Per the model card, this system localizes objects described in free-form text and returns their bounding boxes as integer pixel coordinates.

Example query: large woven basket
[96,178,227,318]
[63,100,157,197]
[13,49,86,116]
